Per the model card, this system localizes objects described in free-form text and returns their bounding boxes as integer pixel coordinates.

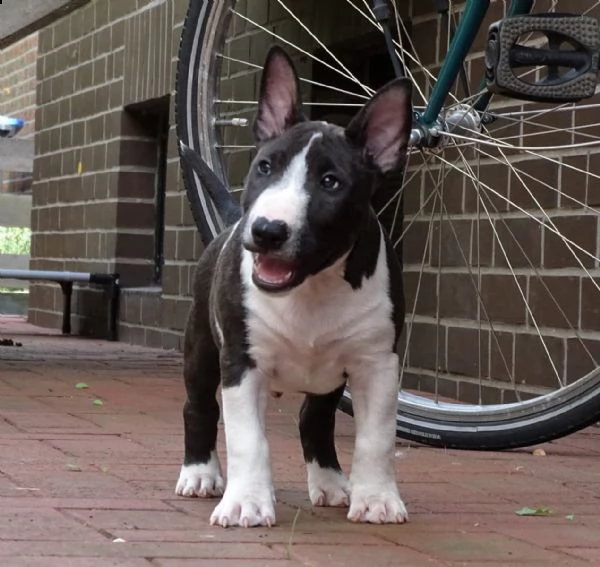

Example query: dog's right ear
[253,46,305,143]
[345,78,412,174]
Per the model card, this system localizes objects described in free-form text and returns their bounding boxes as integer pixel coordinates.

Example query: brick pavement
[0,315,599,566]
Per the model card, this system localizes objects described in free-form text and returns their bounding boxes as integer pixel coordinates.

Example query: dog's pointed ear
[253,46,305,143]
[345,78,412,173]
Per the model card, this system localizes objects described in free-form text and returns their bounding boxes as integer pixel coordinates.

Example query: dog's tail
[179,142,243,243]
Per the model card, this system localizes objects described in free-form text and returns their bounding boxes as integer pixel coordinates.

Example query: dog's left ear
[253,46,306,143]
[345,78,412,173]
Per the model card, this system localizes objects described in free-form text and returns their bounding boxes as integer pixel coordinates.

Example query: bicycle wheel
[176,0,600,450]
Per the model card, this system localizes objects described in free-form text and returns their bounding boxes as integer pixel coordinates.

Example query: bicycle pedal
[485,14,600,103]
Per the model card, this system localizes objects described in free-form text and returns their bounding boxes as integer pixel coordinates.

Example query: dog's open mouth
[252,254,296,290]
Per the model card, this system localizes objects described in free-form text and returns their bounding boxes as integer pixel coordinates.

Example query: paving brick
[0,412,101,432]
[108,525,393,547]
[496,524,600,550]
[556,548,600,562]
[4,560,152,567]
[1,317,600,566]
[396,532,576,563]
[0,507,104,541]
[66,509,203,531]
[0,497,173,511]
[152,561,297,567]
[0,541,280,559]
[3,471,139,499]
[277,543,440,566]
[0,439,69,463]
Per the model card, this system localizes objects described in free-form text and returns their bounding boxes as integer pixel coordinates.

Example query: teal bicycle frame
[419,0,535,126]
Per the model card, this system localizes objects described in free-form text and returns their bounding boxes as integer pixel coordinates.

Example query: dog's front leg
[210,362,275,528]
[347,353,408,524]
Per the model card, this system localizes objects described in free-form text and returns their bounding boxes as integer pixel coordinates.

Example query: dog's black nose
[251,217,289,250]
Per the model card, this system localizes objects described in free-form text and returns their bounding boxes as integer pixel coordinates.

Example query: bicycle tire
[175,0,600,450]
[340,371,600,450]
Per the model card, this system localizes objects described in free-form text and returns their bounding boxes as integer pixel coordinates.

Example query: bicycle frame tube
[420,0,490,125]
[420,0,536,125]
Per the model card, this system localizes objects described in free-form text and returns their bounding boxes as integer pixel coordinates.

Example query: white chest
[240,237,395,395]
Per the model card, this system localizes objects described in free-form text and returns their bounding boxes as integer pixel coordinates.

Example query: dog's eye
[257,160,272,175]
[321,175,340,190]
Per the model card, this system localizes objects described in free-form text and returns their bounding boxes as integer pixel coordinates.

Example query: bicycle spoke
[415,151,517,392]
[231,8,373,95]
[216,54,370,101]
[471,143,600,281]
[452,144,565,390]
[399,188,440,389]
[273,0,374,96]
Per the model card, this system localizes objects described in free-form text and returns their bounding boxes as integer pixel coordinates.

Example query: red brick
[544,215,597,269]
[154,562,296,567]
[494,217,543,268]
[481,274,527,325]
[0,507,104,541]
[509,159,559,211]
[384,532,578,563]
[0,497,173,511]
[495,524,600,550]
[67,509,202,531]
[3,560,151,567]
[528,276,580,329]
[555,548,600,562]
[0,542,280,559]
[276,543,433,567]
[514,333,564,389]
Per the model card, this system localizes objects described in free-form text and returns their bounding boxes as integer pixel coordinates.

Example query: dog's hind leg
[175,298,224,498]
[299,383,350,507]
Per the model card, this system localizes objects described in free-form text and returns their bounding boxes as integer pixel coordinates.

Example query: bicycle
[175,0,600,450]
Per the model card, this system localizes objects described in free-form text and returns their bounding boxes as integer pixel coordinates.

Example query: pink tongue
[254,255,294,284]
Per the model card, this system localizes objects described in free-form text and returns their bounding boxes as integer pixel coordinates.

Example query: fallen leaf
[100,465,109,473]
[516,506,552,517]
[77,161,83,175]
[92,399,103,406]
[75,382,89,389]
[566,514,575,521]
[66,463,82,472]
[112,538,126,543]
[533,448,547,456]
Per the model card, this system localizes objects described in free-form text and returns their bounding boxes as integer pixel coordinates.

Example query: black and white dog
[175,46,412,528]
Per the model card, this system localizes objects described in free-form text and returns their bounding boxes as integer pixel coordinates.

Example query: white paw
[348,484,408,524]
[307,463,350,507]
[210,483,276,528]
[175,454,225,498]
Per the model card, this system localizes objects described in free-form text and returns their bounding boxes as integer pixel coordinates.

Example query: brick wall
[399,0,600,400]
[30,0,196,347]
[0,33,38,193]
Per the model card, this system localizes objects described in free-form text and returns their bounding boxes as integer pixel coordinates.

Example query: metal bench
[0,269,120,341]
